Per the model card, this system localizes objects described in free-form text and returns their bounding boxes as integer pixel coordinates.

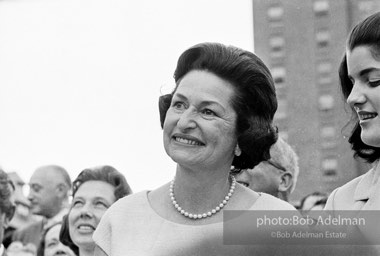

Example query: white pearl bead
[170,175,235,220]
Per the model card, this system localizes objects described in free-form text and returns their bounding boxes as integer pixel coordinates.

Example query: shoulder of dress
[253,193,297,211]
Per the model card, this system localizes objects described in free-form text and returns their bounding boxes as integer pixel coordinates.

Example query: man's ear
[56,183,68,198]
[278,172,293,192]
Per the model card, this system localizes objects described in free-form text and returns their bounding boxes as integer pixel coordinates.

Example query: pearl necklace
[169,175,236,220]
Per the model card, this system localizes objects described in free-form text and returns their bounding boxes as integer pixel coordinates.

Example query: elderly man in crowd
[235,137,299,202]
[0,169,15,256]
[11,165,71,249]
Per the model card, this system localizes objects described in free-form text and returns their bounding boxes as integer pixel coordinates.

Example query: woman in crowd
[94,42,297,256]
[60,166,132,256]
[37,222,76,256]
[325,12,380,211]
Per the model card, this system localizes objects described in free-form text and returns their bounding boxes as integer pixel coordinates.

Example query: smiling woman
[93,42,298,256]
[59,166,132,256]
[324,11,380,243]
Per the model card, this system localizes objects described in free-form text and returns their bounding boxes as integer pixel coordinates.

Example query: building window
[271,66,286,85]
[269,35,285,57]
[322,159,337,176]
[267,5,284,21]
[313,0,329,16]
[318,95,334,110]
[316,30,330,48]
[320,126,335,138]
[274,99,287,120]
[317,61,332,74]
[318,75,332,85]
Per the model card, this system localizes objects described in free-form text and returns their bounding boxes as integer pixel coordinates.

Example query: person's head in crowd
[37,222,75,256]
[234,137,299,202]
[339,11,380,163]
[299,192,328,212]
[159,42,278,170]
[0,169,15,244]
[60,165,132,256]
[28,165,71,218]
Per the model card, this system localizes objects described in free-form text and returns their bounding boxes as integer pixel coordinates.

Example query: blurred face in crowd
[28,167,64,218]
[68,180,116,252]
[163,70,238,169]
[235,160,286,196]
[44,224,76,256]
[347,46,380,147]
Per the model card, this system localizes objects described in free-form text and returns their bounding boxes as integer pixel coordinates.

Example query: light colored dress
[93,190,297,256]
[325,168,380,211]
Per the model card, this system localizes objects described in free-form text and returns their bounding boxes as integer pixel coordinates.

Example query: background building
[252,0,380,204]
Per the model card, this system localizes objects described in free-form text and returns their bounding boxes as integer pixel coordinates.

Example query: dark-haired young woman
[325,12,380,211]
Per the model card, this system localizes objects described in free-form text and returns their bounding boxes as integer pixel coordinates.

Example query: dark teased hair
[59,165,132,253]
[339,12,380,163]
[0,169,15,221]
[159,42,278,169]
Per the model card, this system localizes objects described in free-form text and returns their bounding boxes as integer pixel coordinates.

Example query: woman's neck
[79,247,95,256]
[172,164,232,214]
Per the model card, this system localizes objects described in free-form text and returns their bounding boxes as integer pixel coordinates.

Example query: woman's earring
[234,145,241,156]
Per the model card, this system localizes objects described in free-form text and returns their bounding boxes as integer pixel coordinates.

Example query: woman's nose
[177,108,197,130]
[79,204,93,218]
[347,83,366,107]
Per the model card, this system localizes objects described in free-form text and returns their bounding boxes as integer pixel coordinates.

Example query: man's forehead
[30,168,61,184]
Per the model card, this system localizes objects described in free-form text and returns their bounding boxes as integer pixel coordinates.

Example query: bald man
[11,165,71,248]
[235,137,299,202]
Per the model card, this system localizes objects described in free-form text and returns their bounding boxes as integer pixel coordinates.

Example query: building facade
[252,0,380,203]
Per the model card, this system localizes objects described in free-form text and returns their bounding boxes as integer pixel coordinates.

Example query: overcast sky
[0,0,253,192]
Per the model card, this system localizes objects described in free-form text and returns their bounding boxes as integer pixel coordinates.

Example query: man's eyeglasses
[230,160,287,174]
[265,160,287,173]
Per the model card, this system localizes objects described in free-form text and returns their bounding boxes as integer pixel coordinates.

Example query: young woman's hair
[159,42,278,169]
[59,165,132,252]
[339,12,380,162]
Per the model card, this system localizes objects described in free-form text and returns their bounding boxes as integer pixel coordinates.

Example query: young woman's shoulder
[325,168,375,210]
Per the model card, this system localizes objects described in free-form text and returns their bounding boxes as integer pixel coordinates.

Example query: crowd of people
[0,10,379,256]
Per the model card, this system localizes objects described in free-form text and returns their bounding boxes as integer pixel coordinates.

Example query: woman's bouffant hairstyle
[159,42,278,169]
[59,165,132,253]
[339,12,380,163]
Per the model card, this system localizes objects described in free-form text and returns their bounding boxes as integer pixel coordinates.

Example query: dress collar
[354,166,380,201]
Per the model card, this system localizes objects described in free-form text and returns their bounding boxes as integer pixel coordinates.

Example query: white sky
[0,0,253,192]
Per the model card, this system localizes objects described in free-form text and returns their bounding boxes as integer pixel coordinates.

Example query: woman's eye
[368,80,380,87]
[72,201,83,207]
[47,241,58,248]
[95,201,108,208]
[202,109,216,116]
[172,101,186,110]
